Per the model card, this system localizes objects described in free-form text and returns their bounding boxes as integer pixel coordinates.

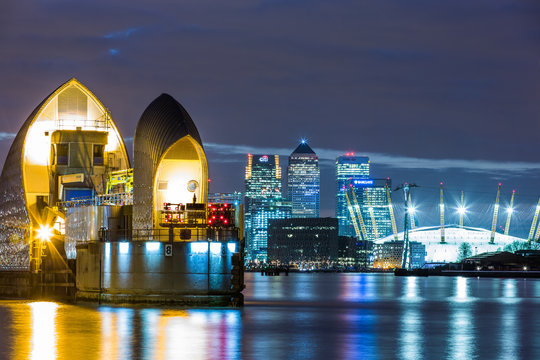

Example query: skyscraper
[287,141,320,218]
[244,154,290,261]
[348,178,393,241]
[336,153,370,236]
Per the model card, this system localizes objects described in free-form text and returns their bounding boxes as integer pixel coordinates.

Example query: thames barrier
[0,78,244,306]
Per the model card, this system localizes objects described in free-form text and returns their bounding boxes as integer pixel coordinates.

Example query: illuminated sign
[353,179,374,186]
[259,155,269,162]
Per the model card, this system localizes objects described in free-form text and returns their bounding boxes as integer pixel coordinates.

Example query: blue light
[300,138,306,144]
[353,179,374,186]
[119,242,129,254]
[145,242,161,252]
[227,242,236,253]
[210,242,222,255]
[104,243,110,257]
[190,242,208,254]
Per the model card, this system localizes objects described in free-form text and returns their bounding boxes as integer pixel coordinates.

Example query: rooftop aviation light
[210,242,222,255]
[36,225,53,242]
[119,242,130,254]
[227,242,237,253]
[145,242,161,252]
[190,242,208,254]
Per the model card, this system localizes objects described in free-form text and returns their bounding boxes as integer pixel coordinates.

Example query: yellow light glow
[37,225,53,242]
[30,302,58,360]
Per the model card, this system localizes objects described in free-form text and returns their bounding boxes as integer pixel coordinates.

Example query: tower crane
[394,183,419,270]
[489,183,502,244]
[504,190,515,236]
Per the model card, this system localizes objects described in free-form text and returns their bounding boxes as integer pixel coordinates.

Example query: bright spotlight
[36,225,53,242]
[407,206,416,215]
[506,207,514,214]
[457,206,467,215]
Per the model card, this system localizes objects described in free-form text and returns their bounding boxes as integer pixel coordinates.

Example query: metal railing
[98,227,240,242]
[58,193,133,209]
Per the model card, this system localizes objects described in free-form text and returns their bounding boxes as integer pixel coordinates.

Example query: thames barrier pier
[0,79,244,306]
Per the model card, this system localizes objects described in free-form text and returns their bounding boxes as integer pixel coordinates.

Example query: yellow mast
[528,198,540,243]
[408,193,416,230]
[504,190,515,236]
[490,183,502,244]
[440,182,445,243]
[365,188,379,239]
[350,187,369,241]
[459,190,464,228]
[386,184,398,240]
[344,187,362,239]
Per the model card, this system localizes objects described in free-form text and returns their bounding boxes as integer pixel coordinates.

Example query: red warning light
[224,219,228,224]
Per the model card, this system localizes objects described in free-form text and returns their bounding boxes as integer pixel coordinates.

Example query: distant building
[348,178,393,241]
[374,225,527,263]
[372,240,426,269]
[337,236,373,269]
[244,154,289,261]
[287,141,320,218]
[335,154,370,236]
[267,218,338,265]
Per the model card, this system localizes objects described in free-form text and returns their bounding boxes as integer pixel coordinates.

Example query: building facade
[287,141,320,218]
[349,178,393,241]
[335,154,370,236]
[372,240,426,269]
[267,218,338,265]
[244,154,289,262]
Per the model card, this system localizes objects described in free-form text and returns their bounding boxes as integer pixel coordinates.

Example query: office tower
[348,178,393,241]
[287,141,320,218]
[267,218,338,266]
[335,153,370,236]
[244,154,289,261]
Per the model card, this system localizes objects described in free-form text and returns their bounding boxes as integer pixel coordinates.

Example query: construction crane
[459,190,465,228]
[394,182,419,270]
[349,186,369,240]
[489,183,502,244]
[385,184,398,240]
[364,188,379,239]
[408,193,416,230]
[528,198,540,243]
[440,182,445,243]
[504,190,515,236]
[344,187,362,239]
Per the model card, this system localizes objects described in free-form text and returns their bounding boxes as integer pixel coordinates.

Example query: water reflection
[1,274,540,359]
[30,302,57,360]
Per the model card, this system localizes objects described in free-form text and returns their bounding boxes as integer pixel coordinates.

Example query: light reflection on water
[1,273,540,359]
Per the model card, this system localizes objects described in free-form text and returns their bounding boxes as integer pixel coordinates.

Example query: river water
[1,273,540,359]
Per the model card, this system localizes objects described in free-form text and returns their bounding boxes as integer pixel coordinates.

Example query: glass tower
[244,154,290,262]
[336,154,370,236]
[287,141,320,218]
[349,178,393,241]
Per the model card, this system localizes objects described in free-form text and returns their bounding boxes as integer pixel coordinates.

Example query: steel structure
[489,183,502,244]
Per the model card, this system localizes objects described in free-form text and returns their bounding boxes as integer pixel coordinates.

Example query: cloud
[104,27,140,39]
[0,132,15,141]
[205,142,540,174]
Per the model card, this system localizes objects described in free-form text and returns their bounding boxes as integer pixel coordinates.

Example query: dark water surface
[1,273,540,359]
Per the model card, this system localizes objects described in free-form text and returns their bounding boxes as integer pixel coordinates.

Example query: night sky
[2,1,540,237]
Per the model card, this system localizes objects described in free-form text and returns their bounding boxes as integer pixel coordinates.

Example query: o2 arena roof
[374,225,528,263]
